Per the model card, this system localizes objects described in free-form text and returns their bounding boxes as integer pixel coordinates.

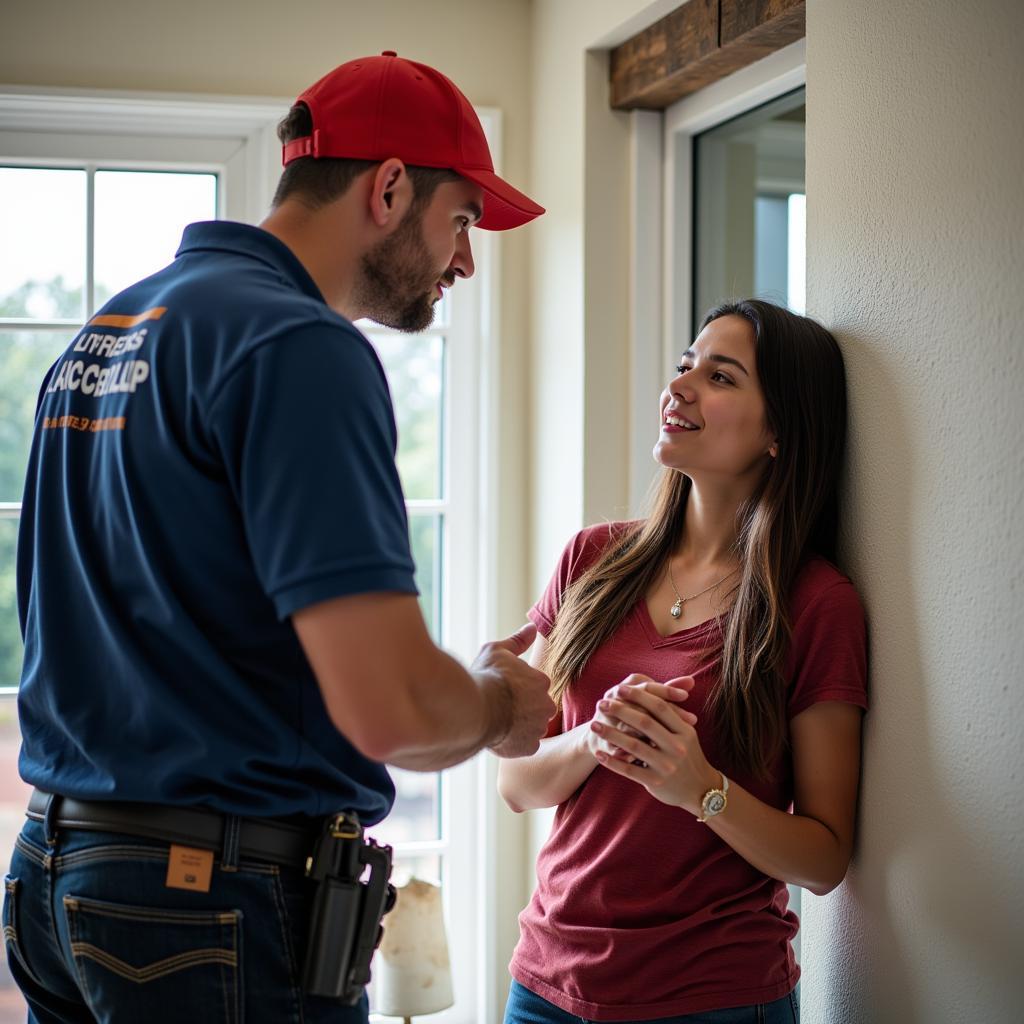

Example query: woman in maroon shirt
[499,300,867,1023]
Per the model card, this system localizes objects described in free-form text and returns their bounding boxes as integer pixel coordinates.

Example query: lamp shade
[375,877,454,1017]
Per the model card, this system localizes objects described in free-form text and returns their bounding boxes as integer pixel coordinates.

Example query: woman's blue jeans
[3,818,368,1023]
[504,979,799,1024]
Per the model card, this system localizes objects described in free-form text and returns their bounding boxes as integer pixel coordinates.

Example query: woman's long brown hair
[542,300,848,779]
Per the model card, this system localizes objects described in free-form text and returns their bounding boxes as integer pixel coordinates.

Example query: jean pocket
[4,875,47,990]
[63,893,242,1023]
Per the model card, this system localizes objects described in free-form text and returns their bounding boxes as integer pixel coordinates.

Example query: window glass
[0,692,31,1011]
[408,512,442,640]
[0,331,74,500]
[369,769,442,847]
[0,167,87,321]
[94,170,217,303]
[0,694,29,857]
[390,854,442,888]
[363,329,448,1018]
[692,89,806,333]
[0,521,20,691]
[373,332,444,501]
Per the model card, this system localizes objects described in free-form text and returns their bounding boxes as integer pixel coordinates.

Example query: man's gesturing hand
[472,622,555,758]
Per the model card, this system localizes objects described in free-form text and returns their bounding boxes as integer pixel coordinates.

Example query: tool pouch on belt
[302,812,396,1004]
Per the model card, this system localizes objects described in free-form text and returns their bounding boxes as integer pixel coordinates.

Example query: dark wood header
[609,0,805,110]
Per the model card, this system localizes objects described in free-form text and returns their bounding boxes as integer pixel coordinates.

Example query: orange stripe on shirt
[87,306,168,328]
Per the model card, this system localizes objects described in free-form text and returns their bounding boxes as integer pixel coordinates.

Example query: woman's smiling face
[654,314,777,483]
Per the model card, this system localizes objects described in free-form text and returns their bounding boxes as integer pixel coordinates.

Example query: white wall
[529,0,674,596]
[801,1,1024,1021]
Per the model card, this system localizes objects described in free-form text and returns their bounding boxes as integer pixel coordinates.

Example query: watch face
[703,791,726,816]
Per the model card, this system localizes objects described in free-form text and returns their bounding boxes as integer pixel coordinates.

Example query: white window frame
[0,85,503,1024]
[626,38,807,515]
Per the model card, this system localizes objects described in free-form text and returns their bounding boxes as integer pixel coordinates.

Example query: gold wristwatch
[697,772,729,823]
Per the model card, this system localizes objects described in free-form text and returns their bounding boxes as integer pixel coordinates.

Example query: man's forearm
[374,645,502,770]
[295,593,548,768]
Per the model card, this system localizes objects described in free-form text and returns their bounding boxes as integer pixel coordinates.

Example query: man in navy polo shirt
[8,53,550,1023]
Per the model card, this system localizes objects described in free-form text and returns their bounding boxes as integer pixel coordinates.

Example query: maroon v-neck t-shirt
[510,522,868,1020]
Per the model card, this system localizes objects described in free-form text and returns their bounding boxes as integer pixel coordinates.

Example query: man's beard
[354,205,445,333]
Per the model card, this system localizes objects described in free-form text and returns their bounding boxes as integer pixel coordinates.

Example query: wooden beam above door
[609,0,805,110]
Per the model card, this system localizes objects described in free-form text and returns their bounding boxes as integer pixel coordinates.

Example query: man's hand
[471,622,555,758]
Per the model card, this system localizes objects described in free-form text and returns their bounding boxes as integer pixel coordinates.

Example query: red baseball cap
[282,51,544,231]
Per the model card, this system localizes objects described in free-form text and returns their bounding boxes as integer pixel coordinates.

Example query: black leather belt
[27,789,319,869]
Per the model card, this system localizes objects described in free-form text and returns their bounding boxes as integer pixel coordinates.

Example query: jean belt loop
[41,792,59,847]
[221,813,242,871]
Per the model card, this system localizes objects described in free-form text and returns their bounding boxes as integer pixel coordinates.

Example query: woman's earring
[768,444,778,458]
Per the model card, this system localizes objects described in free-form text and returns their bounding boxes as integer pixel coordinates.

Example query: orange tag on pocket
[166,845,214,893]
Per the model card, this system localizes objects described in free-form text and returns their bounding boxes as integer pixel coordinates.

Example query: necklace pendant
[670,599,682,619]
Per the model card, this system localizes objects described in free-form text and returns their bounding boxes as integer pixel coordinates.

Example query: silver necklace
[667,562,739,619]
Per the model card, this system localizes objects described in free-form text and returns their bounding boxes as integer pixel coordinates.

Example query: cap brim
[456,167,544,231]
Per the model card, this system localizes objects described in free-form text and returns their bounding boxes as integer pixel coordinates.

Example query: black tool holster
[302,812,396,1004]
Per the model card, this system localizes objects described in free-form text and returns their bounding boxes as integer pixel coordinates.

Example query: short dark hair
[272,103,460,210]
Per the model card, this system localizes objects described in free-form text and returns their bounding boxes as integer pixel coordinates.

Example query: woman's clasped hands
[588,674,719,814]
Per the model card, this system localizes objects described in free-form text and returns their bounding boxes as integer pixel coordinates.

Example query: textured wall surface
[529,0,662,597]
[802,1,1024,1020]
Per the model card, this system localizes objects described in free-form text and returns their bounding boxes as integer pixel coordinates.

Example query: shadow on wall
[805,332,1021,1023]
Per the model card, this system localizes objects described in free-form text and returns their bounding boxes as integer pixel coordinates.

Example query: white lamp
[376,877,454,1024]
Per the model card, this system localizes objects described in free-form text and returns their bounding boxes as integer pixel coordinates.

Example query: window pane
[432,287,451,328]
[373,333,444,500]
[0,331,71,501]
[390,854,442,887]
[0,167,87,320]
[0,693,30,1019]
[692,89,805,333]
[0,695,29,863]
[94,171,217,304]
[409,513,442,639]
[0,520,20,690]
[368,769,441,848]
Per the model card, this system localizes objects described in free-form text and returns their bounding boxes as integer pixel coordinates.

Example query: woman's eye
[674,363,732,383]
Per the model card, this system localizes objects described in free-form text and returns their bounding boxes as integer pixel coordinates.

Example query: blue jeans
[504,980,799,1024]
[3,818,368,1023]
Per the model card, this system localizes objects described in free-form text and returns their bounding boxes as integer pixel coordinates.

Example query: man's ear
[368,158,414,229]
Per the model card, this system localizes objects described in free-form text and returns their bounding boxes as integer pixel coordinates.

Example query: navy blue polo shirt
[16,221,417,822]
